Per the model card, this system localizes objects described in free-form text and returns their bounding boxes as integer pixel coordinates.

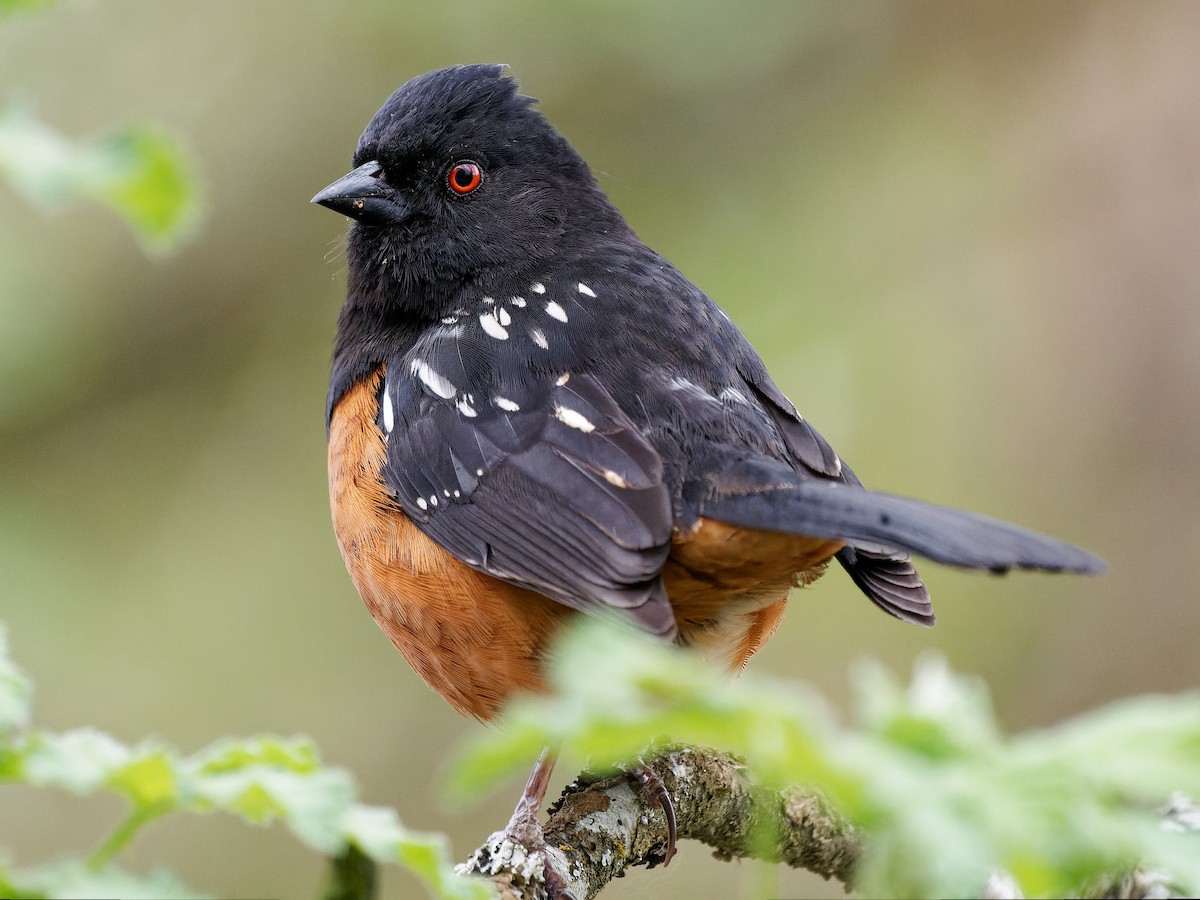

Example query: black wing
[377,290,677,637]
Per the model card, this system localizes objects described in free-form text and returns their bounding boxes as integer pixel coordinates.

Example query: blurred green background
[2,2,1197,898]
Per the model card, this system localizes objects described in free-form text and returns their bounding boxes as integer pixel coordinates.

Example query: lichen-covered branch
[460,746,861,899]
[460,751,1199,900]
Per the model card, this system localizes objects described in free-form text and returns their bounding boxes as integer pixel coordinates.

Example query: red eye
[448,161,484,195]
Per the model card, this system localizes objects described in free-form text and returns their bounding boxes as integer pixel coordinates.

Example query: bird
[313,63,1103,888]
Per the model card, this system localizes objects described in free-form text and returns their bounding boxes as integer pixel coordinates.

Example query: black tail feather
[696,457,1106,576]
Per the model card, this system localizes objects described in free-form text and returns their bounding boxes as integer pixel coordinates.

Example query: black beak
[311,160,409,226]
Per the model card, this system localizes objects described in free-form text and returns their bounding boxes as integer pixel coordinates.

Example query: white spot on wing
[556,372,570,386]
[479,310,509,340]
[577,282,596,298]
[497,307,512,326]
[545,300,568,322]
[429,495,438,507]
[530,328,549,349]
[531,282,546,294]
[555,405,595,432]
[456,397,478,417]
[416,497,428,510]
[603,469,628,488]
[381,386,394,433]
[510,296,527,308]
[476,468,484,477]
[481,296,495,305]
[410,359,456,399]
[494,396,520,412]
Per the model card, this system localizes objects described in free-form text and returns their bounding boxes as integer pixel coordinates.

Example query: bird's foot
[633,759,678,868]
[460,818,576,900]
[458,748,577,899]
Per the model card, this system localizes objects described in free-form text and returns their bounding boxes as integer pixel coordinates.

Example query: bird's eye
[447,161,484,195]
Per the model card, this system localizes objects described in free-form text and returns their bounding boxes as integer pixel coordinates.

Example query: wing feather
[381,341,677,636]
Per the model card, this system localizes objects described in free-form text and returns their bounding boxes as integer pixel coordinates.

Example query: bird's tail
[689,455,1104,623]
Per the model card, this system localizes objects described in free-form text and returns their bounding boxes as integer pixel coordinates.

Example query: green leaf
[85,124,202,252]
[852,653,1000,759]
[0,628,489,898]
[1017,693,1200,800]
[340,804,493,900]
[185,739,356,854]
[109,747,179,808]
[395,836,494,900]
[20,728,132,793]
[0,105,201,253]
[11,859,207,900]
[1142,825,1200,893]
[338,803,411,860]
[20,730,182,809]
[189,734,322,775]
[450,618,836,803]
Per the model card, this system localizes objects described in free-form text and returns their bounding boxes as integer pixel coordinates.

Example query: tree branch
[460,745,861,899]
[460,751,1199,900]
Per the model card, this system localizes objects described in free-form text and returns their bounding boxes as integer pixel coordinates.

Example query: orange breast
[328,366,845,719]
[328,366,572,720]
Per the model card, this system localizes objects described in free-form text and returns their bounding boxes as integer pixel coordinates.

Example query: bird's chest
[327,366,572,719]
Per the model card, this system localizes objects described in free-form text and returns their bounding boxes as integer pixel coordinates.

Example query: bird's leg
[461,747,577,899]
[502,746,557,846]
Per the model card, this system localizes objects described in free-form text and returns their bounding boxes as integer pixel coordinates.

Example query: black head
[314,65,628,318]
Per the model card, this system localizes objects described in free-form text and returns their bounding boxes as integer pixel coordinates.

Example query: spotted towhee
[313,64,1102,878]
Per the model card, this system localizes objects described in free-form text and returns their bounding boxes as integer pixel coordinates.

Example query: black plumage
[316,64,1103,642]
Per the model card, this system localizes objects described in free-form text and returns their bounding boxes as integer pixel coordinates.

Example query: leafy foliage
[2,612,1195,900]
[453,618,1200,899]
[0,104,200,253]
[0,627,491,900]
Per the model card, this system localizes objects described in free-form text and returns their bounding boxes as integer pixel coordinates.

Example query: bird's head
[314,64,624,316]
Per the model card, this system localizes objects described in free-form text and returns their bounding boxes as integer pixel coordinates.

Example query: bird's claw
[634,760,678,868]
